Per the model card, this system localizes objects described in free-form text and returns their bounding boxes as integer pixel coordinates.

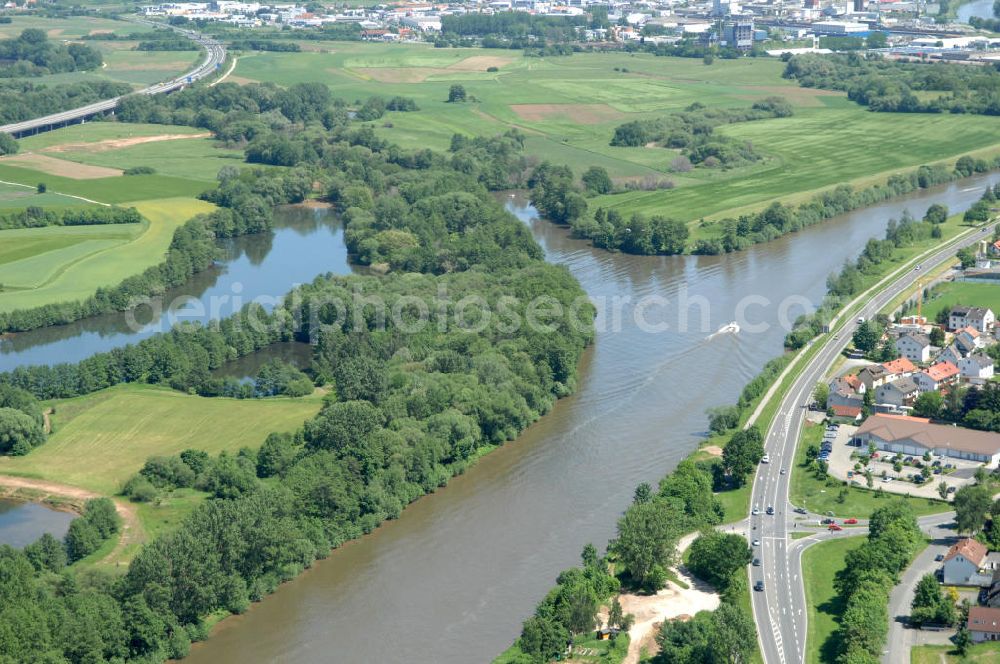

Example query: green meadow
[802,536,865,664]
[0,383,323,495]
[229,43,1000,224]
[925,281,1000,322]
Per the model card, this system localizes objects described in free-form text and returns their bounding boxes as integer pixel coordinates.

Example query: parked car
[934,554,944,562]
[828,524,843,531]
[754,581,764,592]
[948,486,957,494]
[844,518,858,525]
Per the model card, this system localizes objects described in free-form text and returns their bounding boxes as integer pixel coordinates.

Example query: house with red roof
[913,361,960,393]
[943,538,992,586]
[968,606,1000,642]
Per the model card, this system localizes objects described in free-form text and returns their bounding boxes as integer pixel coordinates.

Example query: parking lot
[822,424,978,500]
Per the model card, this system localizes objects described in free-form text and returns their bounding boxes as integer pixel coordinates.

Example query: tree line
[0,79,131,126]
[0,205,141,230]
[783,52,1000,115]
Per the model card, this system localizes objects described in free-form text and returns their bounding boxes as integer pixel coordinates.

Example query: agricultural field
[0,196,214,312]
[0,15,199,89]
[229,43,1000,224]
[0,383,324,495]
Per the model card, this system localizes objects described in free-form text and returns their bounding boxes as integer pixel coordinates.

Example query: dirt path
[0,474,141,566]
[609,532,721,664]
[42,133,212,154]
[42,408,52,434]
[210,56,238,87]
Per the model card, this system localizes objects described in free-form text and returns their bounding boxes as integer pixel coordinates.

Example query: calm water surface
[0,499,74,548]
[183,173,1000,664]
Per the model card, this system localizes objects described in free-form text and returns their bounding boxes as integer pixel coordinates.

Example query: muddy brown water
[178,175,999,664]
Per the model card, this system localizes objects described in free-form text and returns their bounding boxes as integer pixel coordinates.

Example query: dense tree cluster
[229,39,301,52]
[576,207,689,254]
[0,29,102,77]
[0,384,45,455]
[441,12,587,41]
[783,53,1000,115]
[0,205,141,230]
[610,99,793,168]
[0,79,132,125]
[831,501,922,663]
[910,573,957,627]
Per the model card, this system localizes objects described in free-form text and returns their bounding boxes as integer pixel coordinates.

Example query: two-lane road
[749,223,995,664]
[0,22,225,138]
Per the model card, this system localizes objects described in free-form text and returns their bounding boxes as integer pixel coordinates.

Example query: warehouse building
[854,414,1000,466]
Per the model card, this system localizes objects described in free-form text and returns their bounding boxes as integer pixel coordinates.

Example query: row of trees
[0,205,141,230]
[784,205,952,349]
[831,501,923,662]
[783,53,1000,115]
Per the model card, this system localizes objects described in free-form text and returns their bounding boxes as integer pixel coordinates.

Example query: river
[0,498,75,548]
[0,205,355,373]
[173,173,999,664]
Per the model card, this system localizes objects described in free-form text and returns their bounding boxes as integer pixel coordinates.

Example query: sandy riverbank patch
[0,153,123,179]
[510,103,625,124]
[702,445,724,457]
[448,55,514,71]
[42,132,211,154]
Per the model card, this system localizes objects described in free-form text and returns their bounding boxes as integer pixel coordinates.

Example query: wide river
[957,0,996,22]
[173,174,998,664]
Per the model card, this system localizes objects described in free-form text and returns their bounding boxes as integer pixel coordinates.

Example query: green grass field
[925,281,1000,323]
[911,642,1000,663]
[0,196,215,312]
[791,421,950,519]
[802,535,864,664]
[0,383,323,495]
[228,43,1000,225]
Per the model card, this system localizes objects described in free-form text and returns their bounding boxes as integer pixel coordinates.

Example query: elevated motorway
[0,23,226,138]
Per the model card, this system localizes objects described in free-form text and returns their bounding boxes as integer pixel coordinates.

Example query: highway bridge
[0,23,226,138]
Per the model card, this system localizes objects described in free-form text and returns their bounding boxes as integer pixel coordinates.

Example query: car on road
[882,477,894,483]
[857,316,865,324]
[794,507,807,514]
[780,468,786,475]
[752,507,760,515]
[754,581,764,592]
[766,506,774,515]
[828,524,843,531]
[821,518,835,525]
[761,454,770,464]
[843,518,858,524]
[752,539,760,547]
[752,558,761,567]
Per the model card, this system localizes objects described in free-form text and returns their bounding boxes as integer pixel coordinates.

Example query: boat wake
[706,321,740,340]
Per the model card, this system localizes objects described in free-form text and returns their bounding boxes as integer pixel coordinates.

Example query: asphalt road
[0,22,226,137]
[748,223,995,664]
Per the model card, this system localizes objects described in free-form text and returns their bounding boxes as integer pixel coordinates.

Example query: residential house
[949,306,995,333]
[827,375,864,411]
[943,538,992,586]
[937,344,965,366]
[882,357,917,376]
[912,361,960,393]
[960,354,995,385]
[855,414,1000,465]
[955,326,986,355]
[968,606,1000,642]
[896,332,932,363]
[875,377,920,408]
[858,364,889,391]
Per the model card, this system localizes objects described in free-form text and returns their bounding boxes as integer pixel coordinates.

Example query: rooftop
[945,538,989,567]
[968,606,1000,634]
[856,415,1000,457]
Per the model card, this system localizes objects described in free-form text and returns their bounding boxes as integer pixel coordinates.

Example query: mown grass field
[0,196,214,312]
[912,642,1000,663]
[802,535,864,664]
[0,383,323,495]
[790,421,950,519]
[925,281,1000,322]
[229,43,1000,225]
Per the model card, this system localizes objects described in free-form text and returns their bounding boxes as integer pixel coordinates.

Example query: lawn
[802,535,865,664]
[790,421,951,519]
[925,281,1000,323]
[0,196,215,312]
[911,642,1000,663]
[0,383,324,495]
[230,43,1000,226]
[0,163,208,204]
